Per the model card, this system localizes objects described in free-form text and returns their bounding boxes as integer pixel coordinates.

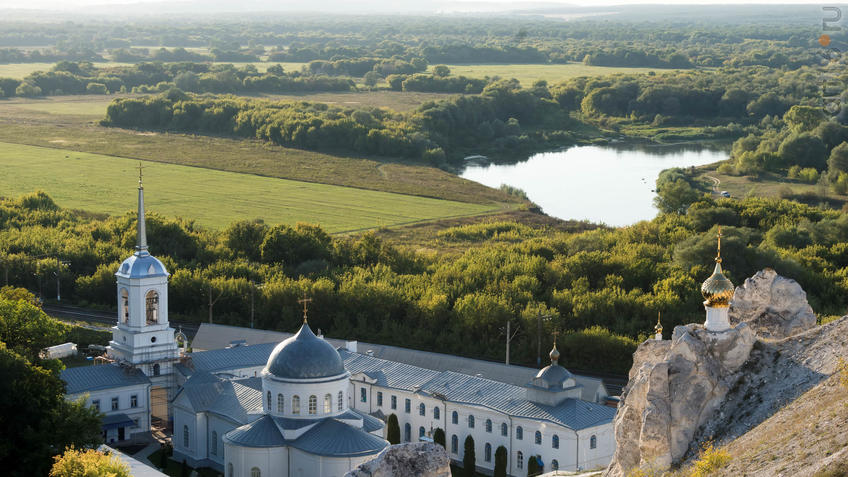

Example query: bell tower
[107,166,179,378]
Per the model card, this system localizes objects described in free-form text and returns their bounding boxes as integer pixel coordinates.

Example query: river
[460,144,729,226]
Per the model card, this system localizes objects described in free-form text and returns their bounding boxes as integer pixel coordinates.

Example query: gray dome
[534,364,573,389]
[265,324,345,379]
[116,252,169,279]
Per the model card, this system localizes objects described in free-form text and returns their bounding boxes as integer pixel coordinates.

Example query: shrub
[50,447,130,477]
[85,82,108,94]
[689,441,731,477]
[386,414,400,444]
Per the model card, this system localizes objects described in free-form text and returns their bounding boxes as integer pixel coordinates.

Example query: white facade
[349,378,614,474]
[67,382,151,444]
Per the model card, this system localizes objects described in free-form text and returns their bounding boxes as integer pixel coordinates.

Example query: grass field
[0,97,512,204]
[0,142,500,232]
[0,61,306,79]
[431,62,684,85]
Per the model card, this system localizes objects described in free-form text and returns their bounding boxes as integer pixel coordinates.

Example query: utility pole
[500,320,520,366]
[249,280,265,329]
[536,313,553,367]
[54,257,69,302]
[208,282,223,324]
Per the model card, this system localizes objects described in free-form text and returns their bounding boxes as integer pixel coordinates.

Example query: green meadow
[0,142,499,232]
[432,63,680,85]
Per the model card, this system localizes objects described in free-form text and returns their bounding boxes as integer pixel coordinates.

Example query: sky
[0,0,835,9]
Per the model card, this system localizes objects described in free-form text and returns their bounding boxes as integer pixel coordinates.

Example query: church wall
[577,423,615,471]
[263,374,348,419]
[289,449,369,477]
[224,444,287,477]
[173,406,206,468]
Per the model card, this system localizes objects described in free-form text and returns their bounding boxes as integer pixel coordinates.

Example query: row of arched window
[266,391,344,415]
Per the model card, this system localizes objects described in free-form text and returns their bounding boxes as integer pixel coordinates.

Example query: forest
[2,191,848,375]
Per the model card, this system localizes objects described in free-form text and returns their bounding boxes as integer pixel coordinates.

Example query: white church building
[62,178,617,475]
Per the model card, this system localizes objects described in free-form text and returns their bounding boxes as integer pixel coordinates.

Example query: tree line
[3,190,848,377]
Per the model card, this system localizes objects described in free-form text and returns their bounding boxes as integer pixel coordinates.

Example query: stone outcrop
[605,269,820,477]
[344,442,451,477]
[605,323,755,477]
[729,268,816,339]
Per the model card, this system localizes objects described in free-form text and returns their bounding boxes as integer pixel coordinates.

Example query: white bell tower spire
[107,165,179,379]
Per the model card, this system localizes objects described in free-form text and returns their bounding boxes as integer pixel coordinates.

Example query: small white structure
[43,342,77,359]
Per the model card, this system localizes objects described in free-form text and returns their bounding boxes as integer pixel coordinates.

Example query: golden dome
[549,343,560,364]
[701,226,734,308]
[702,261,734,307]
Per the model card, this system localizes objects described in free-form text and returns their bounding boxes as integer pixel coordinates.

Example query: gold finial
[297,294,312,323]
[549,330,560,365]
[716,226,722,263]
[137,162,144,188]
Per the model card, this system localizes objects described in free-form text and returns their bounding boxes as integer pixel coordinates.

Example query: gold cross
[716,225,723,262]
[552,329,559,344]
[137,162,144,186]
[297,294,312,323]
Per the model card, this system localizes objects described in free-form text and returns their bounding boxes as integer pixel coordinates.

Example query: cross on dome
[298,294,313,323]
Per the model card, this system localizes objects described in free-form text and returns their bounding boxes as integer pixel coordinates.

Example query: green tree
[654,170,699,213]
[527,455,542,476]
[225,220,268,261]
[15,82,42,97]
[778,133,827,169]
[386,414,400,444]
[827,142,848,180]
[363,71,379,87]
[50,447,130,477]
[432,65,450,77]
[0,296,67,361]
[85,82,108,94]
[433,427,445,448]
[463,435,476,477]
[0,343,102,476]
[783,105,825,132]
[494,445,507,477]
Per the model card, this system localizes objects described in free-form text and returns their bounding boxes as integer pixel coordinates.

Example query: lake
[460,144,729,226]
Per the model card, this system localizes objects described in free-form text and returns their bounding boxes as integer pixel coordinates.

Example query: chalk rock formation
[344,442,451,477]
[604,323,756,477]
[729,268,816,339]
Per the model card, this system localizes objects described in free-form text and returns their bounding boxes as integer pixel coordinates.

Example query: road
[704,174,721,194]
[43,304,199,337]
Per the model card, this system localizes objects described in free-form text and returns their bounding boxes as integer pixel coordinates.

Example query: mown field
[0,96,512,204]
[0,141,500,232]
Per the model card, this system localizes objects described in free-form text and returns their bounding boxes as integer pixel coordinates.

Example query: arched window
[267,391,272,410]
[153,363,160,376]
[211,431,217,455]
[590,434,597,449]
[452,411,458,424]
[121,289,129,323]
[535,431,542,445]
[451,435,458,454]
[250,468,260,477]
[324,394,332,414]
[277,393,284,413]
[183,425,189,448]
[516,426,523,440]
[419,426,426,438]
[468,415,475,428]
[485,443,492,462]
[145,290,159,324]
[227,463,233,477]
[485,419,492,433]
[292,395,300,414]
[404,423,411,442]
[517,451,524,469]
[501,423,508,436]
[552,434,559,449]
[434,407,440,420]
[419,403,426,416]
[337,391,344,411]
[308,395,317,415]
[552,459,559,470]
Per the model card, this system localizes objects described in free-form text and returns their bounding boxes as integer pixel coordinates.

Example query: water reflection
[460,144,729,226]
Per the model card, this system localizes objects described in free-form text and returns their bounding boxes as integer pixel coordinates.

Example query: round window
[151,336,157,343]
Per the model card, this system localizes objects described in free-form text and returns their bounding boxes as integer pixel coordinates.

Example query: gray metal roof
[175,372,263,423]
[116,252,169,279]
[266,324,346,380]
[346,408,385,433]
[224,415,287,448]
[189,342,278,373]
[99,445,168,477]
[534,364,574,389]
[188,323,616,397]
[291,419,388,457]
[61,364,151,394]
[341,351,616,431]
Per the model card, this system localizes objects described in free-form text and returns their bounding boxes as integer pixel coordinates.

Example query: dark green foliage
[433,427,445,448]
[180,459,189,477]
[527,455,541,476]
[463,435,476,477]
[494,445,507,477]
[387,414,400,445]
